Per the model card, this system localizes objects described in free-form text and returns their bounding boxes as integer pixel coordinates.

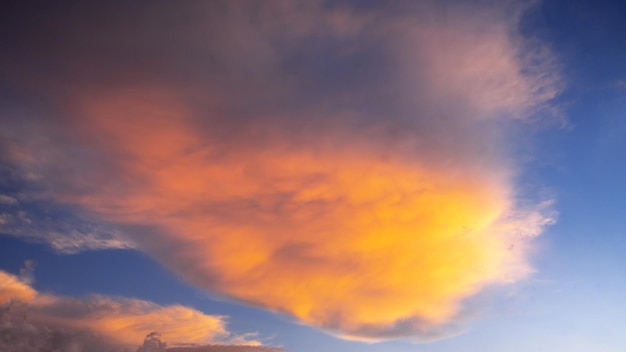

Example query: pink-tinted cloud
[0,271,36,305]
[0,270,267,349]
[50,87,552,340]
[0,0,559,342]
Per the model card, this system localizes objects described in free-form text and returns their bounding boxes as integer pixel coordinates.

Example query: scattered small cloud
[0,195,17,205]
[137,332,167,352]
[18,260,36,285]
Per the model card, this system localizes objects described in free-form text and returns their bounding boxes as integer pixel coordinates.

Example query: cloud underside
[0,270,270,351]
[0,0,558,341]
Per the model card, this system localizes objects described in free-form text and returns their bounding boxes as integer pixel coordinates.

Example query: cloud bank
[0,0,559,341]
[0,270,271,351]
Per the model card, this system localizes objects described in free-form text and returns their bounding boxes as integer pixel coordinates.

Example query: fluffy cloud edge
[0,270,279,350]
[0,0,561,343]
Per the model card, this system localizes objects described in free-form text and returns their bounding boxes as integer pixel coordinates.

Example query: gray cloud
[137,332,283,352]
[0,195,17,205]
[0,199,133,253]
[167,347,283,352]
[18,260,36,286]
[1,301,130,352]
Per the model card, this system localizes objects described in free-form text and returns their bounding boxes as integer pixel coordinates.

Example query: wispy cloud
[0,190,133,253]
[0,0,559,341]
[0,204,133,253]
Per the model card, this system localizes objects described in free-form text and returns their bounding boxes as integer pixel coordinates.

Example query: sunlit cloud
[0,0,559,341]
[0,270,264,349]
[0,270,36,305]
[47,87,552,339]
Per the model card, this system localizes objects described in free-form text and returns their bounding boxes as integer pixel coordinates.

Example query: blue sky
[1,0,626,351]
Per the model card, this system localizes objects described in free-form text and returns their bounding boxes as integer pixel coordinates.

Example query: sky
[1,0,626,351]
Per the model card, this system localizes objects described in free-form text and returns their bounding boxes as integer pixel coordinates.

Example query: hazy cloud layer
[137,332,283,352]
[0,270,266,350]
[0,0,559,341]
[167,347,283,352]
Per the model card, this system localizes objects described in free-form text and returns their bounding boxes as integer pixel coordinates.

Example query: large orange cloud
[32,85,551,340]
[0,0,559,342]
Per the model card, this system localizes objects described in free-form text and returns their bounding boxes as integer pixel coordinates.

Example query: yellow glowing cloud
[0,271,36,304]
[47,89,554,339]
[0,0,560,343]
[37,297,230,346]
[0,270,254,347]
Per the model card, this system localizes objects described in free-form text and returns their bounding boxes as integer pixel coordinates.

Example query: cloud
[0,320,130,352]
[167,347,283,352]
[0,0,559,341]
[0,271,36,305]
[18,260,36,285]
[0,270,268,350]
[0,191,134,253]
[0,195,17,205]
[138,332,283,352]
[0,207,134,253]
